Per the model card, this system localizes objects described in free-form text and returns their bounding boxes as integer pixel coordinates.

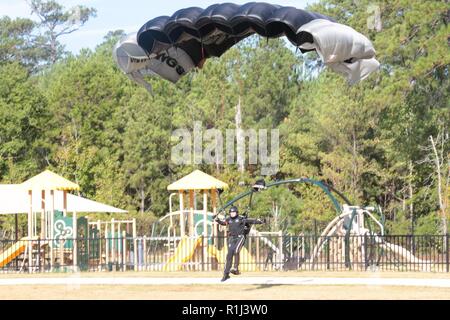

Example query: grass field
[0,272,449,300]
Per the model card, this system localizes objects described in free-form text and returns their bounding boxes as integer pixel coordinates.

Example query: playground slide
[208,245,257,272]
[0,238,29,268]
[163,236,202,271]
[370,235,430,271]
[381,242,429,268]
[258,235,281,256]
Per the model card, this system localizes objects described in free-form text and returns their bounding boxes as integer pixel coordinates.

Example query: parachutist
[215,206,265,280]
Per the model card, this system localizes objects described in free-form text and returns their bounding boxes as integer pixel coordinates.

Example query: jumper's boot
[221,273,231,282]
[230,268,241,275]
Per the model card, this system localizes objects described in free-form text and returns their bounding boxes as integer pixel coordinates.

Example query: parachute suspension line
[144,48,151,59]
[201,38,205,61]
[244,191,254,218]
[167,35,176,54]
[167,83,176,182]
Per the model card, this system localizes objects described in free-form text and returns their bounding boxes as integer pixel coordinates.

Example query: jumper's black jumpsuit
[215,215,263,275]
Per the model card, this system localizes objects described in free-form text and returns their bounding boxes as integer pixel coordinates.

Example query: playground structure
[219,178,437,272]
[0,170,139,272]
[309,205,431,271]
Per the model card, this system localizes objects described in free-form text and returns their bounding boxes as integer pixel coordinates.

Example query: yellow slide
[0,238,30,268]
[208,245,258,272]
[163,236,202,271]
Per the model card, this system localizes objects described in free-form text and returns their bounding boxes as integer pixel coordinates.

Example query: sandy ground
[0,272,449,300]
[0,284,449,300]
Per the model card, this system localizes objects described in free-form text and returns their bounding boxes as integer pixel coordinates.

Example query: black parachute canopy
[136,2,334,66]
[113,2,379,90]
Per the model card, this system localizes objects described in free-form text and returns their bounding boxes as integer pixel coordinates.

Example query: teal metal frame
[218,177,355,269]
[219,178,352,216]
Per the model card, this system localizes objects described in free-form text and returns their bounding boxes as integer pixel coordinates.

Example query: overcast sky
[0,0,317,53]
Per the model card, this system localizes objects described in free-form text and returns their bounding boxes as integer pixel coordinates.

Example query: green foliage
[414,212,441,235]
[29,0,97,64]
[0,62,50,181]
[0,17,45,70]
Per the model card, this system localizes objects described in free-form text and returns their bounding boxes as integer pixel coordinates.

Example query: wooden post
[111,219,115,270]
[256,236,260,267]
[41,190,45,239]
[34,210,37,237]
[97,220,101,271]
[143,236,147,271]
[133,218,137,271]
[211,190,218,248]
[73,212,77,271]
[122,230,127,271]
[179,191,185,237]
[28,190,33,273]
[63,191,67,217]
[50,190,54,270]
[14,213,18,271]
[203,190,208,271]
[189,190,194,236]
[15,214,18,241]
[105,223,109,270]
[118,222,121,268]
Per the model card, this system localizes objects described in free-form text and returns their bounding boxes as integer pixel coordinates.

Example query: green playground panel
[77,217,89,271]
[194,212,213,244]
[52,211,91,270]
[53,211,74,249]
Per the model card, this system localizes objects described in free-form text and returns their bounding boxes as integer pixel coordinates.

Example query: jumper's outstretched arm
[245,218,266,225]
[214,217,228,226]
